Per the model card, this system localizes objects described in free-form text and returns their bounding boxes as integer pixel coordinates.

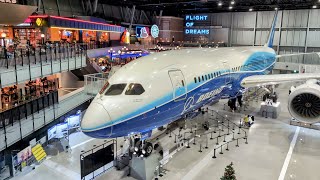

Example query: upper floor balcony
[0,43,87,88]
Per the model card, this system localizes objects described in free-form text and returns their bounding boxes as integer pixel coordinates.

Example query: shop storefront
[27,15,125,46]
[1,15,125,49]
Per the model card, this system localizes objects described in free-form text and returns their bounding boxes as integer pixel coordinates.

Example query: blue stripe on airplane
[83,51,276,137]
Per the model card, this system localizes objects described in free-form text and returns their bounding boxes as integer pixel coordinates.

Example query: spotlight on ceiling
[313,5,317,8]
[229,6,233,10]
[231,0,235,5]
[275,7,278,10]
[218,2,222,6]
[249,8,253,11]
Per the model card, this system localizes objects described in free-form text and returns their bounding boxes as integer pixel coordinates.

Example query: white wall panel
[257,11,282,28]
[211,13,231,28]
[309,9,320,28]
[255,30,280,46]
[282,10,308,27]
[307,30,320,47]
[280,30,306,46]
[233,12,255,28]
[232,30,254,45]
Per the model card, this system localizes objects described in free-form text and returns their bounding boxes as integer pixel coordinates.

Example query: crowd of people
[93,56,137,72]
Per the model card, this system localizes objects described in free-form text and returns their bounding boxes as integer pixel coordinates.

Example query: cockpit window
[125,83,145,95]
[105,84,127,96]
[99,81,109,94]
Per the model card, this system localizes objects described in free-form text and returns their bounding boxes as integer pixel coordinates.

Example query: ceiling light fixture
[313,5,317,8]
[275,7,278,10]
[249,8,253,11]
[218,2,222,6]
[229,6,233,9]
[231,0,235,5]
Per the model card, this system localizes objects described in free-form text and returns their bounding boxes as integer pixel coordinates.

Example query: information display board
[47,111,81,140]
[17,146,32,164]
[66,114,81,129]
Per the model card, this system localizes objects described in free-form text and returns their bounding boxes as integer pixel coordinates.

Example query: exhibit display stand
[129,153,161,180]
[259,101,281,119]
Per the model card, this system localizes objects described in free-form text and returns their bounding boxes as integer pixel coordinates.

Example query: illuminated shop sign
[136,26,150,38]
[151,24,159,38]
[185,29,209,35]
[185,14,210,35]
[185,15,208,21]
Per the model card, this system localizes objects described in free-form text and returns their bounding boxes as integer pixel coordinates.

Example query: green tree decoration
[221,162,236,180]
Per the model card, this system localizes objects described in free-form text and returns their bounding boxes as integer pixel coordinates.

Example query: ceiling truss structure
[98,0,319,16]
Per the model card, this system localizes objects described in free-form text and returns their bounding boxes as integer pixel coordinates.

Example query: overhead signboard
[184,14,210,35]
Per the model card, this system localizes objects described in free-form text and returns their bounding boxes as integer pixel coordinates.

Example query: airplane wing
[241,73,320,88]
[276,52,320,58]
[240,52,320,88]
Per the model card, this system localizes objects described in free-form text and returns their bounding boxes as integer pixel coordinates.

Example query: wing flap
[241,73,320,88]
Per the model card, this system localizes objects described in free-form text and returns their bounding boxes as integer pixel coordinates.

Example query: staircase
[31,144,47,163]
[242,86,272,106]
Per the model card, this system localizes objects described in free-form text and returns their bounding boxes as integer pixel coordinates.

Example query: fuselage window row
[194,71,222,84]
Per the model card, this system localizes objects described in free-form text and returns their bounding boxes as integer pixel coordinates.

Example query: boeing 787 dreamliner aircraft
[80,11,320,154]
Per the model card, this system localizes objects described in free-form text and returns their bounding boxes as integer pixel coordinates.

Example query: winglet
[265,10,278,48]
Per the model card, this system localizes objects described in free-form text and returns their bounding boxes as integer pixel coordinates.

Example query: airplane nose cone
[81,102,112,132]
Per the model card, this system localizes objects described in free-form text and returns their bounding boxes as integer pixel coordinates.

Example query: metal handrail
[0,43,87,69]
[0,89,58,114]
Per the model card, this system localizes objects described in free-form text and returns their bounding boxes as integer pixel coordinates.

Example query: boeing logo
[196,87,223,104]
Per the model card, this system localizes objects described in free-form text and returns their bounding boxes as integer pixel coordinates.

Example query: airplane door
[221,61,232,84]
[168,70,187,101]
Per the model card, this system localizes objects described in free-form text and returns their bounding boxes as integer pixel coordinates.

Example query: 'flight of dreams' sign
[185,15,210,35]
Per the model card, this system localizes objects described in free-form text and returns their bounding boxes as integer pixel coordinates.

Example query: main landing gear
[132,138,153,157]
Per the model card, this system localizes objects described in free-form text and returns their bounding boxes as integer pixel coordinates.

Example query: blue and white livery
[81,11,320,138]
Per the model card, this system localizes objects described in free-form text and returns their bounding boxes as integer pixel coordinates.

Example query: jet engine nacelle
[288,80,320,124]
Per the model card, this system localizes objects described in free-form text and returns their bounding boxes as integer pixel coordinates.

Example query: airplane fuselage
[81,46,276,138]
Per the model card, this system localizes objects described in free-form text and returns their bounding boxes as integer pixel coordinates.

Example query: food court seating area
[1,77,58,112]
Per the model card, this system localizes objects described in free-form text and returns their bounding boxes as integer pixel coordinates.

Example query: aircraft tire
[143,142,153,157]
